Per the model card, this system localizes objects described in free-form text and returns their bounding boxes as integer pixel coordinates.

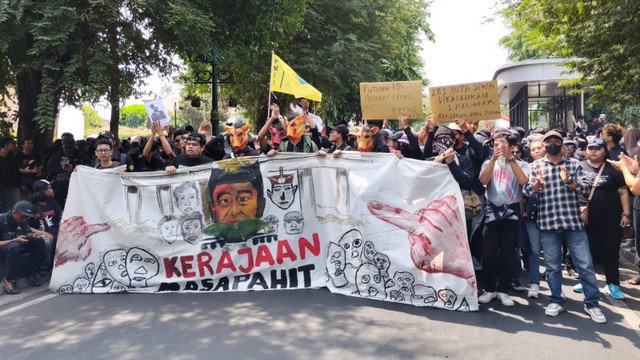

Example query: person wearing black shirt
[30,180,62,273]
[580,138,630,300]
[46,138,89,209]
[16,138,43,199]
[165,132,213,175]
[0,136,21,212]
[0,201,49,294]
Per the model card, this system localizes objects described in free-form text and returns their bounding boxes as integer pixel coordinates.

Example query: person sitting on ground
[165,132,214,175]
[0,201,49,294]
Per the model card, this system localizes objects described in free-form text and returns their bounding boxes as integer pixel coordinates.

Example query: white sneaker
[478,291,497,304]
[584,306,607,324]
[527,284,539,299]
[545,303,564,317]
[497,292,515,306]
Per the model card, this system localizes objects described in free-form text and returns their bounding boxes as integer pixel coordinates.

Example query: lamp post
[190,52,234,136]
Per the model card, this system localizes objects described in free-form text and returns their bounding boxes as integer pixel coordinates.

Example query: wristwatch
[564,176,573,185]
[622,213,631,218]
[507,158,516,163]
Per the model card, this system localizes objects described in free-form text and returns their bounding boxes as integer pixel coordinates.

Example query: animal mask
[226,124,251,151]
[286,115,306,142]
[357,126,379,152]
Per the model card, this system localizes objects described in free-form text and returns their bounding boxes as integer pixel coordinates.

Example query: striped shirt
[523,156,589,231]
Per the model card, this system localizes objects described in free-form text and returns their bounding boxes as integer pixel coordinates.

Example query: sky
[420,0,511,87]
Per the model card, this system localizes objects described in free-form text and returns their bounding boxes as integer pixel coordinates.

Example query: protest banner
[429,80,501,123]
[360,81,423,120]
[50,154,478,312]
[143,99,170,126]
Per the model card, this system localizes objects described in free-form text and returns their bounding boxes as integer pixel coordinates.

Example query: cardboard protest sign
[51,154,478,312]
[144,99,170,126]
[360,81,423,120]
[429,80,501,123]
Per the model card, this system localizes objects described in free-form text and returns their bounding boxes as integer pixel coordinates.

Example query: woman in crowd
[576,138,630,300]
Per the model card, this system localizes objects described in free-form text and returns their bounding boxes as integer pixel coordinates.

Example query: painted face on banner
[91,262,114,293]
[126,247,159,286]
[212,183,259,225]
[181,217,203,244]
[226,124,250,151]
[286,115,306,142]
[268,183,298,210]
[357,127,379,152]
[338,229,364,268]
[356,263,385,299]
[104,249,129,286]
[175,185,200,215]
[159,219,179,243]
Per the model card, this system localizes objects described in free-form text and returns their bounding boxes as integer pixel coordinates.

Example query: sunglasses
[187,136,202,143]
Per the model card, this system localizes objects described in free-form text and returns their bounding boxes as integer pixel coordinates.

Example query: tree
[120,104,148,128]
[498,0,640,108]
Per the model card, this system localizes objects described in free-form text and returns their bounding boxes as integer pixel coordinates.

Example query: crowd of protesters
[0,102,639,324]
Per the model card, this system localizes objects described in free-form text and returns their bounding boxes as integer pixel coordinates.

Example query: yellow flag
[270,53,322,102]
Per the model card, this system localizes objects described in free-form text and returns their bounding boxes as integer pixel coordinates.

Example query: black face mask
[545,143,562,156]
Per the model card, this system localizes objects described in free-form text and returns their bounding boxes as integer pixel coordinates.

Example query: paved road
[1,251,639,360]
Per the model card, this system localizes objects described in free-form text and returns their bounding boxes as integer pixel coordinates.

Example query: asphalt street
[1,248,639,360]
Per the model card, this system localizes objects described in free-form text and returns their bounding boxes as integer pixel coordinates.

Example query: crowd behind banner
[0,103,639,320]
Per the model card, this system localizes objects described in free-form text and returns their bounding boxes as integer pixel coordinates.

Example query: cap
[98,130,115,140]
[563,138,578,147]
[13,200,35,218]
[543,130,563,142]
[397,134,410,145]
[328,124,349,139]
[448,123,463,132]
[434,126,454,139]
[379,129,393,140]
[587,137,606,148]
[62,138,76,148]
[32,179,51,193]
[599,113,606,119]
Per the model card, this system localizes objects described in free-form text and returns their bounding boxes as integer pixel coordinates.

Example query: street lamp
[189,52,234,136]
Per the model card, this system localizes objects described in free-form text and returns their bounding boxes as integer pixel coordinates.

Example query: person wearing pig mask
[223,117,261,159]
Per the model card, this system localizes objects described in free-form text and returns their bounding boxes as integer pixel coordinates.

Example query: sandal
[629,275,640,285]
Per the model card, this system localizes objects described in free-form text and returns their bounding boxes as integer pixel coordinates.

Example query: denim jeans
[541,230,600,308]
[526,220,542,285]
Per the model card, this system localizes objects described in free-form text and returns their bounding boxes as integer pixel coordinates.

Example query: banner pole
[266,52,275,120]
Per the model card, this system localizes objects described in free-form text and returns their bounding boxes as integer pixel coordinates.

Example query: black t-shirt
[133,154,166,172]
[580,161,626,212]
[0,152,20,189]
[170,153,214,168]
[31,200,62,237]
[608,145,627,161]
[16,152,42,188]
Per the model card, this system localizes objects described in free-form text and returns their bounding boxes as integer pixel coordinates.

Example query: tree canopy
[499,0,640,109]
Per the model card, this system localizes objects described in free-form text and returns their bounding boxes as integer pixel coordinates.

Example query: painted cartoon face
[394,271,415,295]
[84,263,96,279]
[338,229,364,268]
[180,218,203,244]
[126,247,159,286]
[373,253,390,277]
[175,186,199,214]
[355,263,385,299]
[286,115,306,142]
[159,219,179,243]
[104,249,129,286]
[438,289,457,309]
[212,183,259,225]
[357,127,378,152]
[362,240,377,263]
[411,285,437,306]
[267,183,298,210]
[91,262,114,293]
[226,124,250,151]
[327,242,348,287]
[73,277,90,293]
[283,212,304,235]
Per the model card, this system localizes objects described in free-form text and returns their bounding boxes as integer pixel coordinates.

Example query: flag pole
[266,52,275,120]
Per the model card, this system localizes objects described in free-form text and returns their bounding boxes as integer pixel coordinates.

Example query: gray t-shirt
[481,157,530,206]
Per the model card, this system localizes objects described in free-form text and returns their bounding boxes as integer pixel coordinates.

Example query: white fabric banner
[50,153,478,311]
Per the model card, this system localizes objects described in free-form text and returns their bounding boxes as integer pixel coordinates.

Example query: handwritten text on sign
[429,80,500,123]
[360,81,423,120]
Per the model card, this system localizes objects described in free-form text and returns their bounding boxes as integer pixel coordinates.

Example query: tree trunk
[108,23,121,142]
[16,70,55,154]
